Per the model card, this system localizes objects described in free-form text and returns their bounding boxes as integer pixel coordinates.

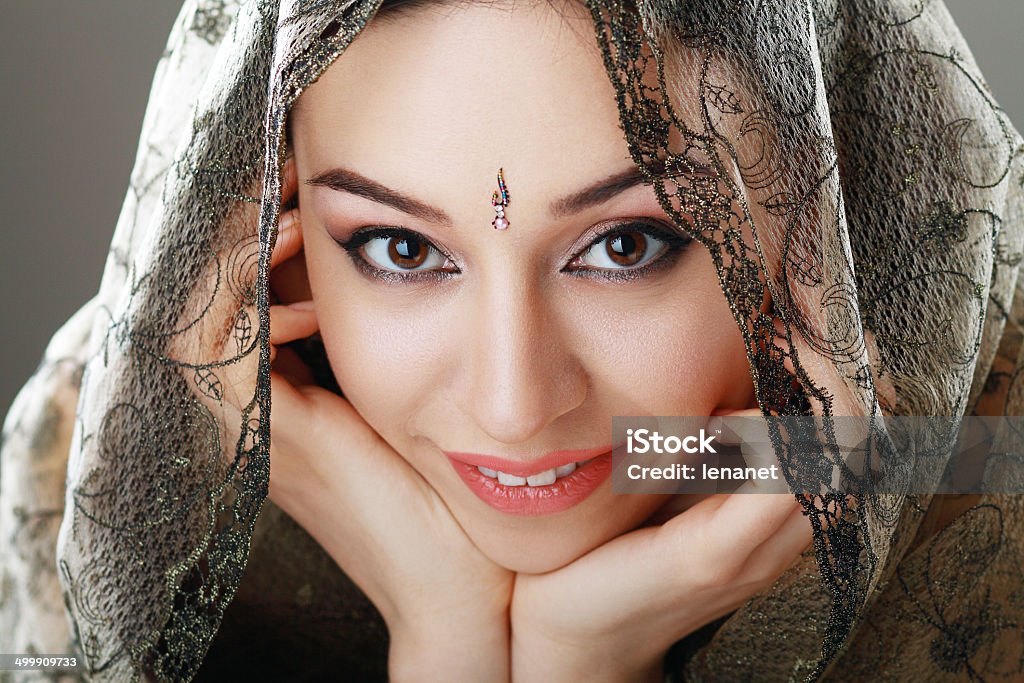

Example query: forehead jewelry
[491,168,510,230]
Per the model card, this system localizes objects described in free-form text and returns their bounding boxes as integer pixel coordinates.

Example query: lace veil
[2,0,1023,680]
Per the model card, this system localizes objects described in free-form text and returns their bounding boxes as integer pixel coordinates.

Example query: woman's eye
[576,228,668,271]
[360,234,448,272]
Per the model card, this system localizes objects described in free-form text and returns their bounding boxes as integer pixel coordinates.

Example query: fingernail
[288,300,315,311]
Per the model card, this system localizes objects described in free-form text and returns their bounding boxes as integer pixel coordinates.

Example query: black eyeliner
[333,219,692,286]
[333,226,459,285]
[562,219,694,281]
[335,226,437,253]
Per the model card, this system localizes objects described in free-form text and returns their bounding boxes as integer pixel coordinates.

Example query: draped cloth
[2,0,1023,680]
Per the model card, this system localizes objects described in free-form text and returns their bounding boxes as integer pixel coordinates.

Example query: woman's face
[290,0,755,572]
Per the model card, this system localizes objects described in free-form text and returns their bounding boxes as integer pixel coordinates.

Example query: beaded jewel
[491,168,510,230]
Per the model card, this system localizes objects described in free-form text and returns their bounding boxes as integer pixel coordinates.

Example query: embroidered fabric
[1,1,1022,680]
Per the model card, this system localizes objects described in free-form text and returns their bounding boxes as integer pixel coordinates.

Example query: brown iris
[387,236,428,268]
[606,231,647,266]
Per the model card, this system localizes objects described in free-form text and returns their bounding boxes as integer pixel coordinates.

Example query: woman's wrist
[510,625,664,683]
[388,609,510,683]
[509,587,671,683]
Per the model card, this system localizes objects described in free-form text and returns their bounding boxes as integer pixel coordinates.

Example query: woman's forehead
[290,0,629,204]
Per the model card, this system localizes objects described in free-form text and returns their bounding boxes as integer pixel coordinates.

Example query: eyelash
[336,227,459,284]
[333,220,693,285]
[565,220,693,282]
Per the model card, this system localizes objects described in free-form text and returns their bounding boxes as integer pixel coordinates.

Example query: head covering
[2,0,1023,680]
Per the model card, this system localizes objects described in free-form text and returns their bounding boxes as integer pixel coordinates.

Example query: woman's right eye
[336,227,456,279]
[362,234,448,272]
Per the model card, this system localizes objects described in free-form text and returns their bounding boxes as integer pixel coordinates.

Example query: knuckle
[708,557,747,588]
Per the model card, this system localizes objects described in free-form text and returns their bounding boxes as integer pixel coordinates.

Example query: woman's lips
[444,447,614,516]
[445,446,613,477]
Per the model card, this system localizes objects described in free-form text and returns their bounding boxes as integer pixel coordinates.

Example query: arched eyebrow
[305,166,667,224]
[549,168,649,218]
[307,167,452,225]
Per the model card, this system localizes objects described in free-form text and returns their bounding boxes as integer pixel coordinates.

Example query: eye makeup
[334,226,460,284]
[562,218,693,282]
[331,217,694,285]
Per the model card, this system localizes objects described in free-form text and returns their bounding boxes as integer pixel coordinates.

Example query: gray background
[1,1,1022,420]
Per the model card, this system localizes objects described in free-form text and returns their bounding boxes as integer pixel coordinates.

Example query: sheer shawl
[2,0,1022,680]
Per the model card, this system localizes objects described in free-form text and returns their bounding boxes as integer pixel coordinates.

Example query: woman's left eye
[570,221,688,273]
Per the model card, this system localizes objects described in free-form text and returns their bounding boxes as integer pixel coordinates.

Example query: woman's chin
[463,497,664,574]
[474,531,605,573]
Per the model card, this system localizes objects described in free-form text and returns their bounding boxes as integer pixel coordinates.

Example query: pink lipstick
[444,446,613,516]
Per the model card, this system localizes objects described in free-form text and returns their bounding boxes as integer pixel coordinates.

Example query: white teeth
[526,469,557,486]
[475,459,590,486]
[554,462,577,477]
[497,471,527,486]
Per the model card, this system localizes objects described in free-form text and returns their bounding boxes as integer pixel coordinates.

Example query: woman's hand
[508,309,879,682]
[509,408,813,683]
[264,160,514,682]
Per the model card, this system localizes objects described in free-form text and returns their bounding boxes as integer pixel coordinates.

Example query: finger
[709,407,762,418]
[644,492,794,566]
[641,493,709,526]
[706,408,766,446]
[281,156,298,205]
[707,409,786,493]
[267,370,312,505]
[742,503,814,582]
[271,209,304,270]
[265,367,441,540]
[538,492,797,618]
[270,302,319,348]
[271,344,317,386]
[269,249,312,306]
[704,492,801,554]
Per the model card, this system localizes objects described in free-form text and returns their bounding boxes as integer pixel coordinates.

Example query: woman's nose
[456,276,587,445]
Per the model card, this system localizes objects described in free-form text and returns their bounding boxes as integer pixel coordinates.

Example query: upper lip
[443,446,613,477]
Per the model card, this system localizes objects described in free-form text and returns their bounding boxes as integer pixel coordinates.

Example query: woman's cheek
[640,313,721,413]
[318,300,447,437]
[614,295,751,415]
[699,294,756,410]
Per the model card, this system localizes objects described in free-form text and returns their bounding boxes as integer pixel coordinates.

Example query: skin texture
[288,0,756,574]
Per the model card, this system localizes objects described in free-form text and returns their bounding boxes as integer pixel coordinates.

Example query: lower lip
[448,453,613,516]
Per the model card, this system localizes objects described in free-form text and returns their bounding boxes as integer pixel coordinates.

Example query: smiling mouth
[443,447,615,516]
[474,458,594,486]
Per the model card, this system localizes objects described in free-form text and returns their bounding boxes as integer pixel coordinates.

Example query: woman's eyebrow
[307,168,452,225]
[305,166,662,224]
[549,168,650,218]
